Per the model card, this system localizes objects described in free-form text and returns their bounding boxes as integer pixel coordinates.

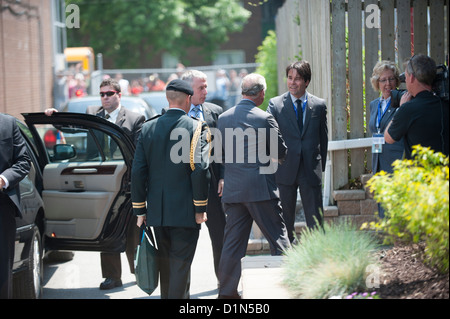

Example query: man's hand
[399,91,412,106]
[217,179,224,197]
[195,212,207,224]
[0,176,5,189]
[44,108,58,116]
[137,215,146,228]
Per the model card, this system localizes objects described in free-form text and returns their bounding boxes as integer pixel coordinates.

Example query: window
[35,124,123,163]
[213,50,245,65]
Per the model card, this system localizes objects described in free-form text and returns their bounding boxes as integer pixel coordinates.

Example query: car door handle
[72,168,98,174]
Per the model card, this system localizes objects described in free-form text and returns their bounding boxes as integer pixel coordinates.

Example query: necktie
[192,105,201,119]
[296,99,303,133]
[104,114,111,157]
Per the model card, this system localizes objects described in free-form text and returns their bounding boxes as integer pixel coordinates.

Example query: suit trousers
[205,186,225,280]
[155,226,199,299]
[100,215,139,280]
[0,194,16,299]
[278,159,323,243]
[218,199,290,296]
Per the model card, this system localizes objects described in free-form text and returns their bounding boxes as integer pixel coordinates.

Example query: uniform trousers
[155,226,199,299]
[0,194,16,299]
[218,199,290,297]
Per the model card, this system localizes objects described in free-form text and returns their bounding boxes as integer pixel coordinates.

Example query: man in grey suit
[217,73,290,299]
[267,61,328,242]
[181,70,226,282]
[0,113,31,298]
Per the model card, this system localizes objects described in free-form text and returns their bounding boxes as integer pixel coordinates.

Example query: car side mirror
[53,144,76,160]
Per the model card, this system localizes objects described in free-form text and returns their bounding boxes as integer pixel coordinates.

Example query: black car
[13,112,137,298]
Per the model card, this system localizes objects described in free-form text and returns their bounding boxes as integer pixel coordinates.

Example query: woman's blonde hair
[370,60,400,92]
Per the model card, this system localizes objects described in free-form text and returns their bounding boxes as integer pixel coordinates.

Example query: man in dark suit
[132,79,210,299]
[0,113,31,299]
[93,79,145,290]
[46,78,145,290]
[267,61,328,242]
[180,70,225,282]
[217,73,290,299]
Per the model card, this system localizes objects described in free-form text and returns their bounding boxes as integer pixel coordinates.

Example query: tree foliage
[66,0,251,68]
[255,30,278,110]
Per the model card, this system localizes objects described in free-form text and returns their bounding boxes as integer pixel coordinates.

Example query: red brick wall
[0,0,53,120]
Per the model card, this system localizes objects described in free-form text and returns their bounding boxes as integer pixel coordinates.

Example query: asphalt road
[42,225,219,299]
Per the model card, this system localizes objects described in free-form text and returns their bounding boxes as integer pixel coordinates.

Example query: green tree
[66,0,250,68]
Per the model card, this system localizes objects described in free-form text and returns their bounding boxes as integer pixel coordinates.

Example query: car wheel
[13,226,43,299]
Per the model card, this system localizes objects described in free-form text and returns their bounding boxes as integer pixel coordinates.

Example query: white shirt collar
[105,105,121,123]
[290,92,308,106]
[188,104,204,120]
[380,96,391,112]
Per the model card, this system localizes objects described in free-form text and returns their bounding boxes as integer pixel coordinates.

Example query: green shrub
[366,145,449,274]
[282,219,379,299]
[255,29,278,111]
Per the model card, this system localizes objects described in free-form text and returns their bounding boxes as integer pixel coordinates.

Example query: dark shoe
[99,278,123,290]
[217,293,241,299]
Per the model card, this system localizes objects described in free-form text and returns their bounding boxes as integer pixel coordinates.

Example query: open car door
[22,112,137,253]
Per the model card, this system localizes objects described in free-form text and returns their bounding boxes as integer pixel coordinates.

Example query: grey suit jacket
[202,102,224,182]
[267,92,328,186]
[0,114,31,216]
[217,99,287,203]
[368,97,404,174]
[86,105,145,145]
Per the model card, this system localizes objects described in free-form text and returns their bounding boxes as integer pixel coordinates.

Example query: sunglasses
[408,55,416,76]
[100,91,118,97]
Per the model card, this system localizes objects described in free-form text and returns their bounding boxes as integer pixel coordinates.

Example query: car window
[34,124,123,163]
[17,120,38,156]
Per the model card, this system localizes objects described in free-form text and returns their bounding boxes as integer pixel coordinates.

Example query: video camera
[398,64,449,101]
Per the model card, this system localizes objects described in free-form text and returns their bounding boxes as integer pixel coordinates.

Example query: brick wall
[0,0,54,120]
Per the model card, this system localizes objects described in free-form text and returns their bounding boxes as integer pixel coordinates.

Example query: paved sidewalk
[43,225,219,299]
[43,224,292,299]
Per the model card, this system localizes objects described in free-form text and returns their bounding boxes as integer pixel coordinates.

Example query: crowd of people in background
[53,61,250,112]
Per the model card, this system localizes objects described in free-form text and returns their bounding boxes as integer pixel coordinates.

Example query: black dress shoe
[217,293,241,299]
[99,278,123,290]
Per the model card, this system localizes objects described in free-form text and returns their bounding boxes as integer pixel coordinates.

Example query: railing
[275,0,448,193]
[323,137,373,206]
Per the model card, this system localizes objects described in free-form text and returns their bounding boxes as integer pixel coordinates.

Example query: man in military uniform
[131,79,210,299]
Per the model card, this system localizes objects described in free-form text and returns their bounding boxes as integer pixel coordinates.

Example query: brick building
[1,1,284,119]
[0,0,55,120]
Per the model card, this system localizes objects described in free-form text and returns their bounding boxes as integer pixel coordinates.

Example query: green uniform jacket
[131,109,211,229]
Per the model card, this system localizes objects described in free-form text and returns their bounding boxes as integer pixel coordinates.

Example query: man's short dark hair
[100,78,121,93]
[286,61,312,83]
[406,54,437,86]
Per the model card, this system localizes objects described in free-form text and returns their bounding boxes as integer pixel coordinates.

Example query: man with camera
[385,54,449,158]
